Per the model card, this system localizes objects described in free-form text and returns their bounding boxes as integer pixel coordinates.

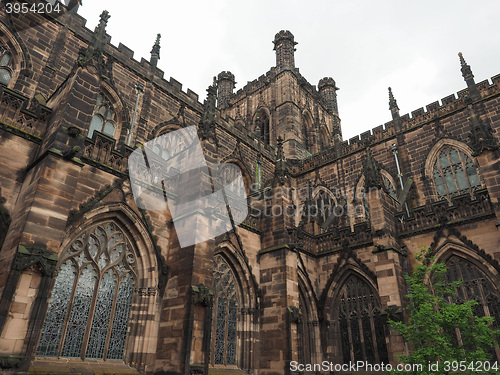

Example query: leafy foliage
[389,248,500,374]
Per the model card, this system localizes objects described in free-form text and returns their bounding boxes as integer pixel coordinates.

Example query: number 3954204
[5,2,61,14]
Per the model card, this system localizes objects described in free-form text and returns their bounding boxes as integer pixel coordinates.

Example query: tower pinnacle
[458,52,480,101]
[388,87,400,119]
[318,77,339,115]
[217,71,235,109]
[150,34,161,67]
[273,30,297,69]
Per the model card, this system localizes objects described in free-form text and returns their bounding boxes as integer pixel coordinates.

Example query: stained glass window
[37,222,137,361]
[211,255,240,367]
[335,275,389,364]
[433,147,480,199]
[445,256,500,358]
[0,46,13,86]
[88,94,117,138]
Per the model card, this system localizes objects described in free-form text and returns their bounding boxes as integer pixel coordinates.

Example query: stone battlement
[61,9,203,110]
[291,74,500,174]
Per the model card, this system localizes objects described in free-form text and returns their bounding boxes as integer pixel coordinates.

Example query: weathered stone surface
[0,6,499,375]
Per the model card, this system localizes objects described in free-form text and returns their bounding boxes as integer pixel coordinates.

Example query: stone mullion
[458,152,474,191]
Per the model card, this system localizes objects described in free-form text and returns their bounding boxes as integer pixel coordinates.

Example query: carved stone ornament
[363,148,382,190]
[287,306,302,323]
[13,245,58,276]
[198,78,218,143]
[467,107,498,156]
[191,284,214,306]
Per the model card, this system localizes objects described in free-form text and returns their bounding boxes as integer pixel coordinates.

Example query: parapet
[290,75,500,174]
[62,9,203,110]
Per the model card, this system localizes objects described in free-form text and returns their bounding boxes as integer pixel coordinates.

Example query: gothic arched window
[298,286,314,364]
[88,94,117,139]
[445,256,500,357]
[335,275,389,364]
[37,221,137,361]
[256,110,270,144]
[433,147,480,199]
[383,175,397,200]
[315,190,335,228]
[211,255,239,367]
[0,46,13,86]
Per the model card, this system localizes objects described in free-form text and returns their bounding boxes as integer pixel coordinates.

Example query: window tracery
[37,222,136,361]
[255,110,270,144]
[315,190,335,228]
[88,94,117,139]
[211,255,239,367]
[335,275,388,364]
[0,46,13,86]
[445,256,500,354]
[383,176,397,199]
[433,147,480,199]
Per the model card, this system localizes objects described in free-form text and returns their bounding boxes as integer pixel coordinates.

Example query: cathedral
[0,2,499,374]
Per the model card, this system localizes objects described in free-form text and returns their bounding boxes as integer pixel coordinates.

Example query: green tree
[389,248,500,375]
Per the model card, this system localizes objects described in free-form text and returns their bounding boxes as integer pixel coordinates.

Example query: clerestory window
[433,147,480,199]
[315,190,336,228]
[255,110,270,144]
[36,222,136,361]
[88,94,116,139]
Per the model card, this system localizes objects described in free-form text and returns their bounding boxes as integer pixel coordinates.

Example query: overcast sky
[78,1,500,141]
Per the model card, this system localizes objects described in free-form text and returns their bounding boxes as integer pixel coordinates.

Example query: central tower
[217,30,342,159]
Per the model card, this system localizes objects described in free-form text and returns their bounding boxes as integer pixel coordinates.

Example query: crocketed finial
[150,33,161,67]
[388,87,400,119]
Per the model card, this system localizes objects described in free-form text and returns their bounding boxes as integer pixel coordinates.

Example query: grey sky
[78,1,500,141]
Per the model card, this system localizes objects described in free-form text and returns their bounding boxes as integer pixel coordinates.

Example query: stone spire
[150,34,161,67]
[459,52,480,101]
[273,30,297,69]
[217,71,235,109]
[388,87,400,119]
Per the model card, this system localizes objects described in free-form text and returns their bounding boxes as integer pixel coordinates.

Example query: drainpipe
[126,83,144,147]
[391,144,410,217]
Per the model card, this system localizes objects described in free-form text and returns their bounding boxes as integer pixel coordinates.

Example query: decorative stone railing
[0,86,51,139]
[396,189,494,236]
